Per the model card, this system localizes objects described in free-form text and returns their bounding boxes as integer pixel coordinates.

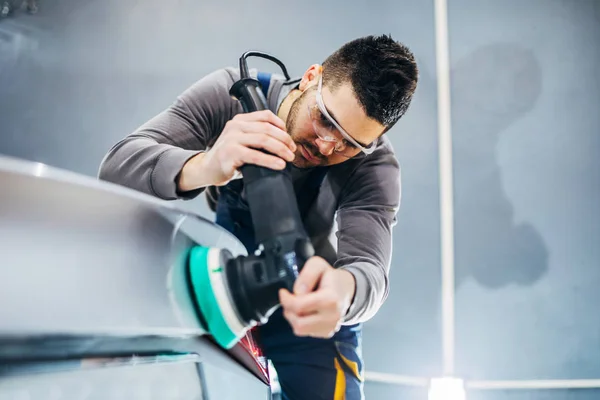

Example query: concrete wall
[1,1,599,398]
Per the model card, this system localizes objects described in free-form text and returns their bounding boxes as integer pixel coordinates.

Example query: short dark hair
[322,34,418,130]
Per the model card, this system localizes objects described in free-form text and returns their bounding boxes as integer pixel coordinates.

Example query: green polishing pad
[188,246,243,349]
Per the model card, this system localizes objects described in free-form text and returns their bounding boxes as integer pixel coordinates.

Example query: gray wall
[449,0,600,383]
[1,1,599,399]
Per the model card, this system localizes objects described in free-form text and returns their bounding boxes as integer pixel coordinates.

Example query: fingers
[233,112,296,152]
[238,132,295,162]
[279,289,341,338]
[236,146,287,171]
[280,289,337,316]
[286,313,340,338]
[279,260,343,339]
[241,121,296,152]
[235,109,287,131]
[294,256,328,295]
[205,110,294,186]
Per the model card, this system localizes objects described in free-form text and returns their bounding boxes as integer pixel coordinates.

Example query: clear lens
[307,103,359,158]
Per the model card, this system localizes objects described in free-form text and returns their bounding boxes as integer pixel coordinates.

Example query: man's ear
[298,64,323,91]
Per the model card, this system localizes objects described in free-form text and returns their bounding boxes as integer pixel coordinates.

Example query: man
[99,34,418,399]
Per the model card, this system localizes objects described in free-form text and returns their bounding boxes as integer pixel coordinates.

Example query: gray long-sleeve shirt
[98,67,401,325]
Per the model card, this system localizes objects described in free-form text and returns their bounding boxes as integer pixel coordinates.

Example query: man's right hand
[178,110,297,191]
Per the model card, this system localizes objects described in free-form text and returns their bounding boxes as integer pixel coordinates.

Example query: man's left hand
[279,256,356,338]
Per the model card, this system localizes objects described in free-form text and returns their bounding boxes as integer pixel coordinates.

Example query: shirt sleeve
[98,68,237,200]
[334,151,401,324]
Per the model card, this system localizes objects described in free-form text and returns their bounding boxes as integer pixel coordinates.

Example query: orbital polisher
[186,52,314,349]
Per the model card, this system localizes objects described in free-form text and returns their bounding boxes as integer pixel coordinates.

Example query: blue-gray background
[1,0,598,398]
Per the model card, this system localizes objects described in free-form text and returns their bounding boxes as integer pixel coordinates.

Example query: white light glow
[428,377,466,400]
[33,162,47,177]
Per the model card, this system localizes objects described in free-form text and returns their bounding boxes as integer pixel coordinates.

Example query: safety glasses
[312,75,377,156]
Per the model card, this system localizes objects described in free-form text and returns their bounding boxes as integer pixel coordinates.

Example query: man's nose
[315,138,335,156]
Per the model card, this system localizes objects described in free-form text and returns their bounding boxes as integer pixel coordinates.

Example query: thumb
[294,256,328,295]
[279,288,293,306]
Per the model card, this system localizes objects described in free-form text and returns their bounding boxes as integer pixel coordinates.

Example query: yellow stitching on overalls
[338,351,364,382]
[334,357,346,400]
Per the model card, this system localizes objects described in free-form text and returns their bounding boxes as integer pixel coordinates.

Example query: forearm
[98,135,202,200]
[176,152,211,192]
[98,68,237,199]
[334,207,394,324]
[339,261,389,325]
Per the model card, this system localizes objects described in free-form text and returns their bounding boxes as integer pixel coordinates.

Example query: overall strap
[256,71,272,99]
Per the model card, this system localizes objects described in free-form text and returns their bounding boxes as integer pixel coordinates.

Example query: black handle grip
[229,78,269,113]
[228,72,314,270]
[224,69,316,325]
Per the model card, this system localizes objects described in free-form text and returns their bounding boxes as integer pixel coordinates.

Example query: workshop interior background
[1,0,599,399]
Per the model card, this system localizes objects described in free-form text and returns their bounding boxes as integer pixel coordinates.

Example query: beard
[286,91,327,167]
[285,89,306,140]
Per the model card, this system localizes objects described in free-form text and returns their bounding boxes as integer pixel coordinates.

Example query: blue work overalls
[214,167,365,400]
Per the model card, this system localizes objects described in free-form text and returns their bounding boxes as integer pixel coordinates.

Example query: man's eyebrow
[325,105,369,147]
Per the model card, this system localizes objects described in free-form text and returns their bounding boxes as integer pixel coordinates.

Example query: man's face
[286,74,384,168]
